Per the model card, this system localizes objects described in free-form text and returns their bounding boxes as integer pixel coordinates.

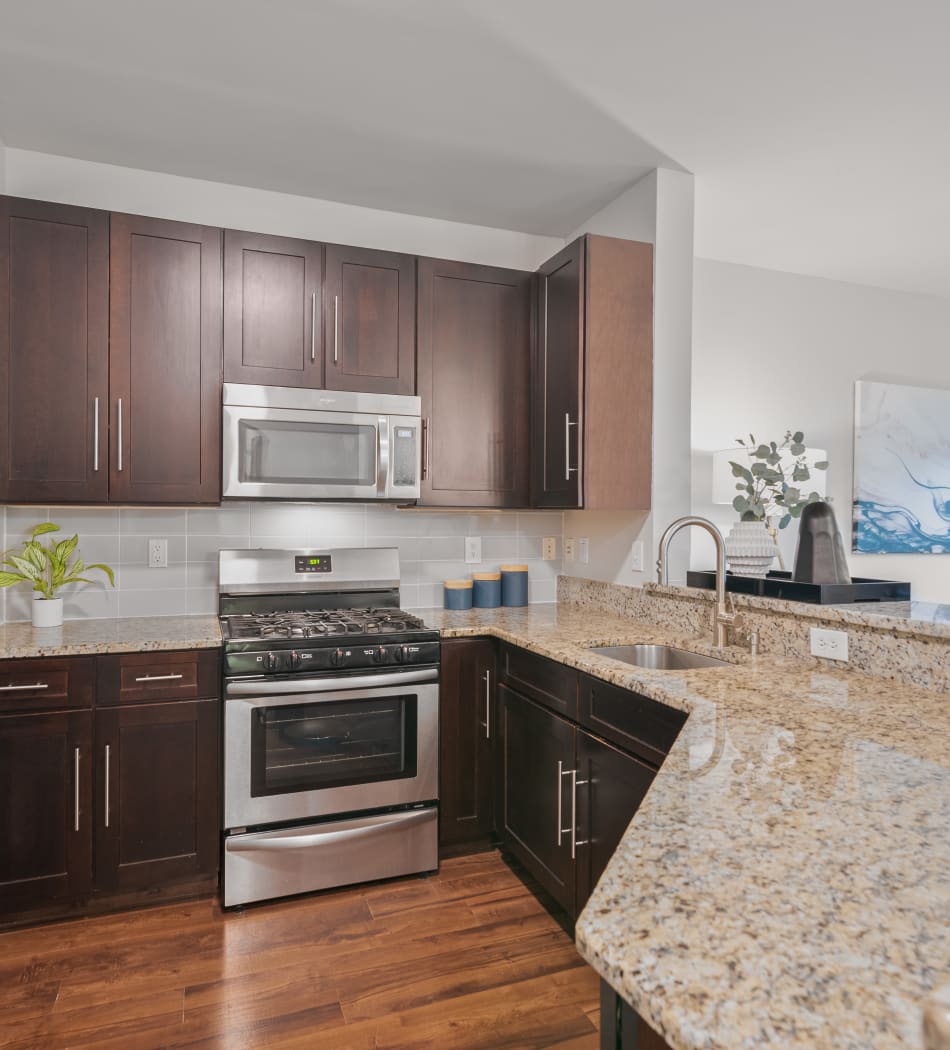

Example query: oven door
[224,670,438,829]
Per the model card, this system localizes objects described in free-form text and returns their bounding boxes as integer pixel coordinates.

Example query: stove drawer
[98,649,220,705]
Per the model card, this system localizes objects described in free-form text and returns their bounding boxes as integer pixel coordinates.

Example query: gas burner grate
[224,607,426,641]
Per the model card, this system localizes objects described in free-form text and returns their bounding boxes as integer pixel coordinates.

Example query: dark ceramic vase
[793,501,852,584]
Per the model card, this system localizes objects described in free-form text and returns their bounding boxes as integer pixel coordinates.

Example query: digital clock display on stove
[294,555,333,574]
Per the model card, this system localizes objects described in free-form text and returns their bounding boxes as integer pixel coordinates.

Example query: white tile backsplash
[0,504,564,621]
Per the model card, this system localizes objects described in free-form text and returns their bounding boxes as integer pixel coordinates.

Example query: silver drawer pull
[134,673,185,683]
[0,682,50,691]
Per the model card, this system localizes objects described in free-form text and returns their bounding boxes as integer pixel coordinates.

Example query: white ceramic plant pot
[725,521,778,578]
[32,596,64,629]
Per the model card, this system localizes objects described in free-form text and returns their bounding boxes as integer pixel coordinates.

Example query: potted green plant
[0,523,115,628]
[727,432,828,576]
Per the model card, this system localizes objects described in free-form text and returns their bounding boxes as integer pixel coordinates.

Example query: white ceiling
[1,0,948,297]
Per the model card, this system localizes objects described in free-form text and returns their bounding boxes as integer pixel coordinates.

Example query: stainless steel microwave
[222,384,421,501]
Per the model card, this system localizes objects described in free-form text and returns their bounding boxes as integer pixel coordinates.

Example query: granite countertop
[0,615,223,659]
[414,603,950,1050]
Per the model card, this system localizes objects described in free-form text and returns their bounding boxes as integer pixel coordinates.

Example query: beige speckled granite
[413,603,950,1050]
[558,576,950,693]
[0,615,222,659]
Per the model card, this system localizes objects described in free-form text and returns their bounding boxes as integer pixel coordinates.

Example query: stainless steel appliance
[222,383,422,501]
[220,547,439,907]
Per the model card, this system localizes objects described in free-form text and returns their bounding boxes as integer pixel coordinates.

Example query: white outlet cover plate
[464,536,482,564]
[542,537,557,561]
[563,538,575,561]
[810,627,849,661]
[147,538,168,569]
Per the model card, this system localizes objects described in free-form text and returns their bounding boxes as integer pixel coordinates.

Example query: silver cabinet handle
[310,291,316,363]
[484,669,491,740]
[104,744,111,828]
[565,413,578,481]
[117,398,123,471]
[422,417,431,480]
[0,682,49,691]
[572,769,590,859]
[73,748,80,832]
[93,396,100,472]
[134,673,184,683]
[333,294,339,364]
[556,759,564,846]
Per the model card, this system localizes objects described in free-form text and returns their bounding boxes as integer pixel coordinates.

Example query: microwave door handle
[377,417,390,497]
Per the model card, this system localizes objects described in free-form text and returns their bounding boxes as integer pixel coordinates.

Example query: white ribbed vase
[725,521,778,578]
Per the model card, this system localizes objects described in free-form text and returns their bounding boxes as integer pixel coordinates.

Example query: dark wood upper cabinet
[95,699,219,894]
[417,258,532,507]
[109,214,222,504]
[0,710,93,917]
[324,245,415,395]
[439,639,496,847]
[0,197,110,502]
[224,230,323,388]
[532,234,653,510]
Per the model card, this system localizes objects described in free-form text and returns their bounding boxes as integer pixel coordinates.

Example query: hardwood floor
[0,851,600,1049]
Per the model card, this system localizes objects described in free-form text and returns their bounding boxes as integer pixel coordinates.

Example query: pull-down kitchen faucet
[656,516,735,648]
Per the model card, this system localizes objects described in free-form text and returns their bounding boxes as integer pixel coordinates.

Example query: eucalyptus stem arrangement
[730,432,828,529]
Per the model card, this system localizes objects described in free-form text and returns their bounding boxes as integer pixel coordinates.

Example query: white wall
[4,148,561,271]
[564,168,695,585]
[691,258,950,603]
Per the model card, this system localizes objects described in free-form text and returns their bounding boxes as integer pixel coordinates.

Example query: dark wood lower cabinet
[95,700,219,893]
[0,710,93,915]
[499,684,576,913]
[600,981,672,1050]
[438,639,495,847]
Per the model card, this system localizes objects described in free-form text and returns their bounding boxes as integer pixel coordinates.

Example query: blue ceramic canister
[443,579,473,610]
[472,571,502,608]
[500,564,529,607]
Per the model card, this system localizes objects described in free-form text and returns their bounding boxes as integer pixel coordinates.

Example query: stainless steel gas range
[219,547,439,908]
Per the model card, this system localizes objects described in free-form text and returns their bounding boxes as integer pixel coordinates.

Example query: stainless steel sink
[587,644,732,670]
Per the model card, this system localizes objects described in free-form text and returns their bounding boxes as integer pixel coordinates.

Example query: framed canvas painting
[853,380,950,553]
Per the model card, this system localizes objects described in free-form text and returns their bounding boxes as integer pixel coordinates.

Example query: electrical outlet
[542,537,557,561]
[563,537,575,562]
[810,627,849,661]
[578,537,589,564]
[464,536,482,564]
[147,538,168,569]
[630,540,645,572]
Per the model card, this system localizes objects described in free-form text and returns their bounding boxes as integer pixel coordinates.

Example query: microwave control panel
[392,426,418,487]
[294,555,333,574]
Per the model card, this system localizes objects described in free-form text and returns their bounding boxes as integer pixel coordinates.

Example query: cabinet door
[532,238,584,508]
[499,685,575,914]
[109,214,222,503]
[575,730,655,913]
[224,230,323,388]
[439,639,495,846]
[324,245,415,395]
[0,711,93,915]
[0,197,109,502]
[417,258,531,507]
[95,700,218,893]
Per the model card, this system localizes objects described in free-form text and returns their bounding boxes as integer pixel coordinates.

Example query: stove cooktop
[222,607,429,642]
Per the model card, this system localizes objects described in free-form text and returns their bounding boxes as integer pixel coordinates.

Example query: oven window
[239,419,376,486]
[251,695,417,796]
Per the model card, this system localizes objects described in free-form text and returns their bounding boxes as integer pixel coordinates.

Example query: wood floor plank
[0,851,598,1050]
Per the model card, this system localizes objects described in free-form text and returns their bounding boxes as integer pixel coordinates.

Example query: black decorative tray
[685,570,911,605]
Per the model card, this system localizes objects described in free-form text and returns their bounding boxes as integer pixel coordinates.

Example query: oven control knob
[289,651,301,671]
[265,652,279,672]
[373,646,386,665]
[394,645,406,664]
[331,647,345,668]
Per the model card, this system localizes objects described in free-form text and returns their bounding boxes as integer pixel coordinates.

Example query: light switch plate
[542,537,557,561]
[464,537,482,564]
[810,627,849,661]
[578,537,589,564]
[148,538,168,569]
[630,540,645,572]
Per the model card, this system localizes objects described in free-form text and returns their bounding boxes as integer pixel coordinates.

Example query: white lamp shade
[712,447,828,505]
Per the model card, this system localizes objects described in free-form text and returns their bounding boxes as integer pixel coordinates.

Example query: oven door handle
[225,808,433,852]
[225,667,438,698]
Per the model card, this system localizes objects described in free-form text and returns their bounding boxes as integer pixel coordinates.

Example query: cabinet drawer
[579,674,686,767]
[500,645,578,719]
[97,649,220,706]
[0,657,95,713]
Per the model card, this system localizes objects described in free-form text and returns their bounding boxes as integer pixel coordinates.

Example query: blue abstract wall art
[853,380,950,554]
